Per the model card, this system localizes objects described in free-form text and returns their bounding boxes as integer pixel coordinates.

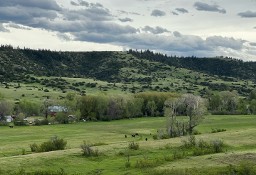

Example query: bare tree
[180,94,206,134]
[164,98,181,137]
[164,94,206,136]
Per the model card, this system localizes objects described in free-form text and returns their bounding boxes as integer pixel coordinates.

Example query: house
[5,116,13,123]
[48,105,68,117]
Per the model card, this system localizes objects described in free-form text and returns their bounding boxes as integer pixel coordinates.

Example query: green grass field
[0,115,256,175]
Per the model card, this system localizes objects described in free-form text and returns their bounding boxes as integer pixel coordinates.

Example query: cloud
[7,23,31,30]
[0,23,9,32]
[63,7,113,22]
[238,11,256,18]
[250,42,256,46]
[118,10,141,16]
[0,0,254,60]
[194,2,226,14]
[151,9,166,17]
[205,36,245,50]
[173,31,182,37]
[70,1,104,8]
[0,6,58,25]
[172,11,179,15]
[142,26,171,34]
[175,8,188,14]
[119,17,133,22]
[0,0,61,11]
[70,1,79,6]
[78,0,89,7]
[57,33,72,41]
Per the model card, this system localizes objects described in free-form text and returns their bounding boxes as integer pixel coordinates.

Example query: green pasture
[0,115,256,174]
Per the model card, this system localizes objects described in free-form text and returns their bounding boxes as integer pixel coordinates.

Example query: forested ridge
[1,46,255,82]
[128,50,256,82]
[0,45,256,96]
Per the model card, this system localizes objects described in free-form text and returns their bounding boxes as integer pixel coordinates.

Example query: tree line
[0,89,256,125]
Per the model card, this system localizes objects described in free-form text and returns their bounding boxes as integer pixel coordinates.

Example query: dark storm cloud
[0,0,61,11]
[151,9,166,17]
[142,26,170,34]
[238,11,256,18]
[194,2,226,14]
[119,17,133,22]
[0,6,58,25]
[175,8,188,14]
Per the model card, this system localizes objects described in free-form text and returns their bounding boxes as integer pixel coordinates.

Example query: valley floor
[0,115,256,175]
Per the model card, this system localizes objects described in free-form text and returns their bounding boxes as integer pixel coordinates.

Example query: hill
[0,45,255,97]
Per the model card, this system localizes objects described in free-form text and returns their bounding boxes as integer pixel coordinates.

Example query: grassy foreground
[0,115,256,174]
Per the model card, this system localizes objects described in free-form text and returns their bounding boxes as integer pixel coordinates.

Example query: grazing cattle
[135,133,139,136]
[145,138,148,141]
[132,134,135,137]
[125,135,127,138]
[9,126,13,128]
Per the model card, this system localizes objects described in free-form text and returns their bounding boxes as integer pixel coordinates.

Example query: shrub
[34,119,49,126]
[81,141,99,157]
[211,128,227,133]
[125,161,131,168]
[181,136,225,156]
[192,129,201,135]
[211,139,224,153]
[30,136,67,153]
[55,112,69,124]
[182,135,196,148]
[128,141,139,150]
[30,143,39,152]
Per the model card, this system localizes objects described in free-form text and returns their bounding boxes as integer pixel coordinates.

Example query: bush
[211,139,224,153]
[30,136,67,153]
[211,128,226,133]
[81,141,99,157]
[192,129,201,135]
[128,141,139,150]
[34,119,49,126]
[30,143,39,152]
[182,135,196,148]
[125,161,131,168]
[55,112,69,124]
[181,136,225,156]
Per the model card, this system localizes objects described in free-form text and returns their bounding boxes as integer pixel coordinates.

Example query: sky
[0,0,256,61]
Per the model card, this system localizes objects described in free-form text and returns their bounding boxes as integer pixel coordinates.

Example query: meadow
[0,115,256,175]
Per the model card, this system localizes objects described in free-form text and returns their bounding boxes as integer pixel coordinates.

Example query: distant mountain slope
[0,46,255,96]
[128,50,256,82]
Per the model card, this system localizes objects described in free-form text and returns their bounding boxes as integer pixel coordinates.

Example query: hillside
[0,46,255,97]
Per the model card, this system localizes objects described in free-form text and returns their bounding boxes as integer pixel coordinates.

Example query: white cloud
[0,23,9,32]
